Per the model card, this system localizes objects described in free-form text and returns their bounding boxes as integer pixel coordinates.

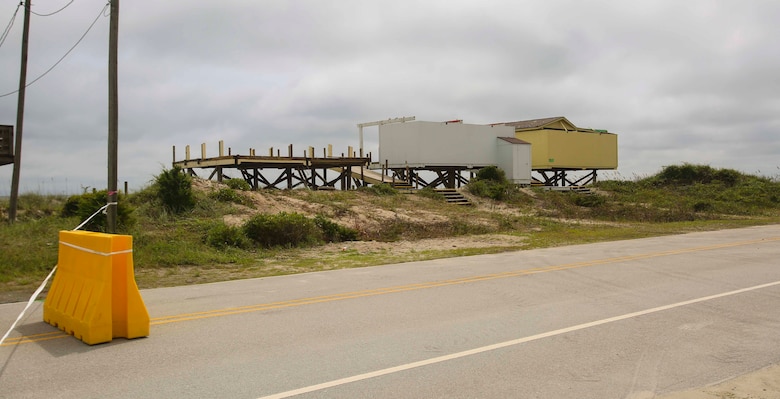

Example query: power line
[0,2,109,99]
[0,2,21,49]
[31,0,75,17]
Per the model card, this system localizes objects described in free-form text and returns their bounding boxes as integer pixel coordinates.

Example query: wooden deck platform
[172,141,391,190]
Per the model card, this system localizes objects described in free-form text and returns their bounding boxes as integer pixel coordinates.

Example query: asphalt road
[2,225,780,398]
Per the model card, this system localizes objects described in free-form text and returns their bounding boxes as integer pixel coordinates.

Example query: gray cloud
[1,0,779,195]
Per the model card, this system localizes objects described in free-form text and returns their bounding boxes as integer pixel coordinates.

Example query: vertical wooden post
[107,0,120,233]
[8,1,31,223]
[219,140,224,157]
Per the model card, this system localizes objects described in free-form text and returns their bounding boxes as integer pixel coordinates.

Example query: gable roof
[493,116,614,135]
[497,116,567,129]
[497,137,530,144]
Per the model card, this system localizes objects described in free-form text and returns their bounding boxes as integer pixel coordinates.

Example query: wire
[31,0,75,17]
[0,1,109,99]
[0,2,21,49]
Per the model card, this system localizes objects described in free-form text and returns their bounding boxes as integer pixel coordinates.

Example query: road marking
[3,236,779,347]
[257,279,780,399]
[149,236,780,325]
[0,331,66,346]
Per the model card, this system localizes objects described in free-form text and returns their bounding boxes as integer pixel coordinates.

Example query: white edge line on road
[258,280,780,399]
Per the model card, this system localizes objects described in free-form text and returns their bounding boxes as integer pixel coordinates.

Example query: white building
[378,121,531,186]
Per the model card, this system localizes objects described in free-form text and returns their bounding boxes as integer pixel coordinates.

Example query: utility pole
[8,1,31,223]
[107,0,119,233]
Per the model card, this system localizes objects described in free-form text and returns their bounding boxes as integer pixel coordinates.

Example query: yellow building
[499,117,617,170]
[496,117,617,186]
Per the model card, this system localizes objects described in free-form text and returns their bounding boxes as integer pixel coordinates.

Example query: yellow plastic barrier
[43,231,150,345]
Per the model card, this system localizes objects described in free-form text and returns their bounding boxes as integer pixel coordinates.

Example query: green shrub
[243,212,321,248]
[649,164,744,187]
[467,166,514,201]
[61,190,135,232]
[467,178,510,201]
[61,195,81,217]
[210,188,252,206]
[474,165,506,182]
[206,223,251,249]
[155,166,195,214]
[314,214,358,242]
[362,183,398,196]
[467,180,490,198]
[573,194,606,208]
[225,178,251,191]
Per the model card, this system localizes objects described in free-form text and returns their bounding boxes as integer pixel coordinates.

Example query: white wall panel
[379,122,514,168]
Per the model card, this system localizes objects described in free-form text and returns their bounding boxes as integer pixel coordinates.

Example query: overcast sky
[1,0,779,195]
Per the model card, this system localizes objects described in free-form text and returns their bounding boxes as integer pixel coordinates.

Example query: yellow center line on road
[4,236,779,347]
[149,236,780,325]
[1,331,67,346]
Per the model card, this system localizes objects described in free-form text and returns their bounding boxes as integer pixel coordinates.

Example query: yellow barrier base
[43,231,150,345]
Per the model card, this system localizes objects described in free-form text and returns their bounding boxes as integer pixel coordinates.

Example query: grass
[1,164,779,302]
[519,218,778,250]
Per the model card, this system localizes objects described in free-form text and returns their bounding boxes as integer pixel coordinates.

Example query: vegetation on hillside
[1,163,778,301]
[466,165,517,201]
